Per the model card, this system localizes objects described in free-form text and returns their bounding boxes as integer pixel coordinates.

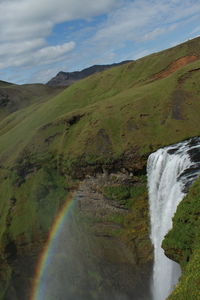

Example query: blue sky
[0,0,200,84]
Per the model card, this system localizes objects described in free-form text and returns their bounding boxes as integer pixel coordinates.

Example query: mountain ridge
[47,60,133,86]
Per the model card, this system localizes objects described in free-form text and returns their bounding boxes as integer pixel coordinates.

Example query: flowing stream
[147,137,200,300]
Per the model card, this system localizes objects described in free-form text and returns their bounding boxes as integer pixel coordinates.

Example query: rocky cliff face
[37,173,153,300]
[46,61,132,87]
[0,164,153,300]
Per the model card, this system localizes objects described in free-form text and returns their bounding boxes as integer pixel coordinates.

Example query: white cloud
[0,42,75,69]
[92,0,200,47]
[1,0,200,83]
[34,42,76,64]
[0,0,117,42]
[0,39,46,57]
[140,25,177,42]
[0,0,117,70]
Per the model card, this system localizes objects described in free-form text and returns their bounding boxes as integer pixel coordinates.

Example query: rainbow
[30,191,76,300]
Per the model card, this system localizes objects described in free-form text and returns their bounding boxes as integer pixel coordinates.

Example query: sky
[0,0,200,84]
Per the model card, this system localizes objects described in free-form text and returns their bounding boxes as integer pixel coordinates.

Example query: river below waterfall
[147,137,200,300]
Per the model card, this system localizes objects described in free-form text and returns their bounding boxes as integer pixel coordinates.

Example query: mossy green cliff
[163,177,200,300]
[0,37,200,299]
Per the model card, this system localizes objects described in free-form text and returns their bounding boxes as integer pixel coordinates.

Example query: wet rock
[187,147,200,162]
[167,147,179,154]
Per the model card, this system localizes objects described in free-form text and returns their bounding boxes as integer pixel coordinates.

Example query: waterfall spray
[147,137,200,300]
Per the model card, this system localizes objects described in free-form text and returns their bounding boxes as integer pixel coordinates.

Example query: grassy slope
[163,178,200,300]
[1,37,200,167]
[0,36,200,298]
[0,82,63,120]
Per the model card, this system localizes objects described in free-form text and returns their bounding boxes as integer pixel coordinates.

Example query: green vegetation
[1,37,200,170]
[0,82,63,120]
[103,183,146,209]
[163,178,200,300]
[100,178,152,264]
[1,36,200,298]
[103,185,130,205]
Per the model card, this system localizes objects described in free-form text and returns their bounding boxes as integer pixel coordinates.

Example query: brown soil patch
[154,55,198,80]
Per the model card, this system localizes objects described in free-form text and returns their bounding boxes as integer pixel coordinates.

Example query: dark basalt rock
[187,136,200,147]
[178,165,200,192]
[69,150,148,180]
[67,114,83,126]
[167,147,179,155]
[166,136,200,193]
[187,147,200,162]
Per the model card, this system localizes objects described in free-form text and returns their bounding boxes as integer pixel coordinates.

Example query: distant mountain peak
[47,60,132,87]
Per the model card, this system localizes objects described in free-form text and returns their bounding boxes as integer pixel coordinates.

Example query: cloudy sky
[0,0,200,84]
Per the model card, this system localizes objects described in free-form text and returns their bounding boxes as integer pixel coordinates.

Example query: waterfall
[147,137,200,300]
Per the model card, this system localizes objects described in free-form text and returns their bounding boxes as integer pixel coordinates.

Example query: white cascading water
[147,137,200,300]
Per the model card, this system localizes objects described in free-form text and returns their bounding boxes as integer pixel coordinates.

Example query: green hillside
[1,40,200,168]
[163,176,200,300]
[0,82,63,120]
[0,36,200,299]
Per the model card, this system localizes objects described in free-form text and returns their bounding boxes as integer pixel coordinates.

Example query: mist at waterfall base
[33,198,151,300]
[147,137,200,300]
[33,207,107,300]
